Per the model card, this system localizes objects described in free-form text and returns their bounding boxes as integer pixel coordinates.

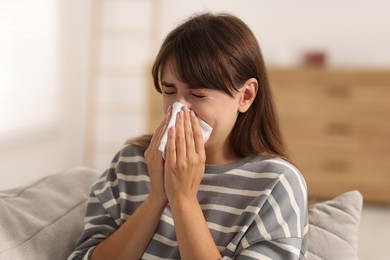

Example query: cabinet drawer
[280,113,390,143]
[274,83,390,141]
[273,83,390,117]
[291,143,390,203]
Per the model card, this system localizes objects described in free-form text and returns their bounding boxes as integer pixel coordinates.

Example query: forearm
[170,197,222,260]
[91,194,167,260]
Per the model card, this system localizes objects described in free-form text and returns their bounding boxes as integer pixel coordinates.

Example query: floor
[358,204,390,260]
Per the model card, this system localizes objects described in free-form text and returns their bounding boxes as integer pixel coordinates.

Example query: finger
[166,125,176,164]
[183,107,195,154]
[175,110,186,160]
[150,106,173,148]
[191,111,205,156]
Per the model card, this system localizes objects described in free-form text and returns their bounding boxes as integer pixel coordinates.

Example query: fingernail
[190,110,195,117]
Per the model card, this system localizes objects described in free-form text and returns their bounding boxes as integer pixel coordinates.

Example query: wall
[0,0,92,189]
[159,0,390,68]
[81,0,157,172]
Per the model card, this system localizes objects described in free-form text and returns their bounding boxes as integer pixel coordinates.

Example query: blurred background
[0,0,389,258]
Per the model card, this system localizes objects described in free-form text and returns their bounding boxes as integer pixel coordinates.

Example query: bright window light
[0,1,60,141]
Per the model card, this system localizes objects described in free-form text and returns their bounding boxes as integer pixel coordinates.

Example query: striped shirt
[68,145,308,259]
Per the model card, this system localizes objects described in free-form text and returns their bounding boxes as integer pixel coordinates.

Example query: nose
[176,97,191,109]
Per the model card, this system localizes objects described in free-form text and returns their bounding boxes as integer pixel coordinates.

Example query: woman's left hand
[164,107,206,205]
[163,107,221,259]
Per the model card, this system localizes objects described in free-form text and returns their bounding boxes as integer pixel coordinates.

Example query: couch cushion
[307,190,363,260]
[0,167,99,260]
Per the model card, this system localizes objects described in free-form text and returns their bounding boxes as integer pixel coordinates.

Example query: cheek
[191,103,231,128]
[209,107,238,132]
[190,106,211,124]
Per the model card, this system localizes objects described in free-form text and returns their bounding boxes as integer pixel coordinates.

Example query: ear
[238,78,258,113]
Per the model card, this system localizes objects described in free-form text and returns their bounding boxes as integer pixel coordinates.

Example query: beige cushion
[307,190,363,260]
[0,167,99,260]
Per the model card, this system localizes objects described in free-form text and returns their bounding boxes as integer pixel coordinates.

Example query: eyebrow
[161,80,204,91]
[160,81,176,88]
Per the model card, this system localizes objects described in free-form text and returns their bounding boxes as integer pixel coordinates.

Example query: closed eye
[163,91,176,95]
[191,89,207,98]
[192,93,206,98]
[161,85,176,96]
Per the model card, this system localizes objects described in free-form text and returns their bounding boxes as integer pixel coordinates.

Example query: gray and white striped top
[69,145,308,260]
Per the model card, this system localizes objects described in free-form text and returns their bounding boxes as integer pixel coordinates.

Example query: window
[0,1,60,143]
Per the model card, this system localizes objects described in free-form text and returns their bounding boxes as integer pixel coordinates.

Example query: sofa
[0,167,363,260]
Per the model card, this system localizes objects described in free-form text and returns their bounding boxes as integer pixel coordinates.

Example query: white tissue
[158,102,213,159]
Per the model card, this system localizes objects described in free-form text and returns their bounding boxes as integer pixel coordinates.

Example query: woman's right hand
[91,109,172,260]
[144,107,172,204]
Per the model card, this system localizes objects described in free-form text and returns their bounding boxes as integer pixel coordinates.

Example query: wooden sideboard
[269,67,390,204]
[147,67,390,204]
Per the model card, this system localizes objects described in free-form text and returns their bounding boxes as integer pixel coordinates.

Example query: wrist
[147,192,168,210]
[168,194,199,212]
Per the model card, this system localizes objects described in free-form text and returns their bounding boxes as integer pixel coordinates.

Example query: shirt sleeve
[67,152,123,260]
[232,165,308,260]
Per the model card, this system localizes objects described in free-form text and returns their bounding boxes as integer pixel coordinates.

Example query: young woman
[69,12,308,260]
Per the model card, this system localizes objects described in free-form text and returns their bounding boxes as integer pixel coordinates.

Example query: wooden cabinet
[268,68,390,203]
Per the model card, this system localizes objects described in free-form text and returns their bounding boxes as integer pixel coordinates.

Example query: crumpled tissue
[158,102,213,159]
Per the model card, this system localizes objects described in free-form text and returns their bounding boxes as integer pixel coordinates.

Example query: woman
[69,12,308,260]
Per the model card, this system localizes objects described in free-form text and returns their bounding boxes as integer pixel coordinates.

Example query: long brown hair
[128,12,289,160]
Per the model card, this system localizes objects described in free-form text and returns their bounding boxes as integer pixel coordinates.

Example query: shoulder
[240,156,307,199]
[112,144,146,162]
[103,144,146,171]
[245,156,299,175]
[244,157,308,234]
[87,145,149,223]
[92,145,148,190]
[254,157,308,216]
[249,156,305,185]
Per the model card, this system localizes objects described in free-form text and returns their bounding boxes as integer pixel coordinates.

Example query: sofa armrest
[0,167,99,260]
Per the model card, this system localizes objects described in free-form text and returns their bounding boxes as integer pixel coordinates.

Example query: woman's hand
[163,107,221,259]
[164,107,206,205]
[144,107,172,204]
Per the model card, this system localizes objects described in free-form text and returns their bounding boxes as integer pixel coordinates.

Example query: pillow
[0,167,99,260]
[307,190,363,260]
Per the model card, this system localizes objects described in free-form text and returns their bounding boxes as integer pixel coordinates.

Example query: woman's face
[160,61,243,162]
